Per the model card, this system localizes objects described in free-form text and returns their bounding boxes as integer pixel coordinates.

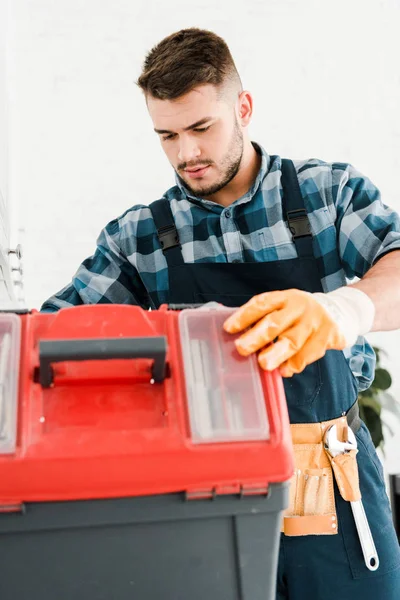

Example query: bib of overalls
[149,159,358,424]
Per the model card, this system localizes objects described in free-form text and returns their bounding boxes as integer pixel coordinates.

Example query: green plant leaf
[373,346,381,363]
[373,368,392,391]
[362,406,384,448]
[358,395,382,416]
[357,346,397,448]
[373,346,389,362]
[359,387,376,399]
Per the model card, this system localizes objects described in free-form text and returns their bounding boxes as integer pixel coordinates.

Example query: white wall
[6,0,400,468]
[0,0,17,302]
[0,0,8,212]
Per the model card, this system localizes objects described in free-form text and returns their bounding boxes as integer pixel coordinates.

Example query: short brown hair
[136,28,242,100]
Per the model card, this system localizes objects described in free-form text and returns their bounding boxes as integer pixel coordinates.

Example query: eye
[162,133,176,142]
[193,126,210,133]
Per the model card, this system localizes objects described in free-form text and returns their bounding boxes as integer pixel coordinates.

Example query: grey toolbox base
[0,482,288,600]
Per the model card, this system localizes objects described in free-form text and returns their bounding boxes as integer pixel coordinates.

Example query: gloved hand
[223,287,375,377]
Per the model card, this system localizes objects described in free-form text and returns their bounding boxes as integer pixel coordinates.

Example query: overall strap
[281,159,314,258]
[149,198,185,267]
[150,160,314,266]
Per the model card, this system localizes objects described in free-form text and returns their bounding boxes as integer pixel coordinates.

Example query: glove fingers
[234,306,302,356]
[257,321,313,370]
[278,334,331,377]
[223,291,287,333]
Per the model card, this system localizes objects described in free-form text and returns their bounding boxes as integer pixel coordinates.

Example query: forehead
[147,84,225,130]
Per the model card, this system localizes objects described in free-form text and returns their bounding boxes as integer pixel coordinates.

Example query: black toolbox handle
[168,303,204,310]
[38,337,167,388]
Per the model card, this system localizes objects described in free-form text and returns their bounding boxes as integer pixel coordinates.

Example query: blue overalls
[149,159,400,599]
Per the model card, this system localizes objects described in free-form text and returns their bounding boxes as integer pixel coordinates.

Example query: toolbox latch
[0,501,25,514]
[185,483,269,501]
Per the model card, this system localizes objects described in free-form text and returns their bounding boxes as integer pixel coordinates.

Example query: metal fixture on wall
[7,244,25,305]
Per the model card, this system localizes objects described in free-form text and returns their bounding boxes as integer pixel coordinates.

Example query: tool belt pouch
[282,439,338,536]
[325,449,361,502]
[282,420,362,536]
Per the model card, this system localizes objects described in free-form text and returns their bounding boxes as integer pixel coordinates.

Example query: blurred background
[0,0,399,473]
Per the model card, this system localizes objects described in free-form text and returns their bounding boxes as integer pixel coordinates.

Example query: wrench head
[324,423,357,457]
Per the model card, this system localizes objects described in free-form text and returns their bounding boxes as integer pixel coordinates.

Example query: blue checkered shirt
[41,143,400,391]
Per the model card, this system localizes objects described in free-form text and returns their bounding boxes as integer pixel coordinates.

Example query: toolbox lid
[0,305,293,504]
[179,305,269,444]
[0,313,21,454]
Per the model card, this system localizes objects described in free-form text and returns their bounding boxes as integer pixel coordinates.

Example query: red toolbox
[0,303,293,600]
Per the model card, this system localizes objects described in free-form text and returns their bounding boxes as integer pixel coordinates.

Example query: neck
[206,142,261,207]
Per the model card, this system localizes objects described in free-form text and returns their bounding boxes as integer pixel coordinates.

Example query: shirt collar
[174,142,270,208]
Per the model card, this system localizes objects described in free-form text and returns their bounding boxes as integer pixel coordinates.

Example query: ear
[237,91,254,127]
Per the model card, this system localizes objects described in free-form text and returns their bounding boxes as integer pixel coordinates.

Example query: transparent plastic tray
[179,304,269,444]
[0,313,21,453]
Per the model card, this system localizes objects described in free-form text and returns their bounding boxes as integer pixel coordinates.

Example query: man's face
[148,84,244,198]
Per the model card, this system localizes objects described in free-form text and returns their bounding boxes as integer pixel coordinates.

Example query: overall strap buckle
[157,224,180,251]
[286,209,311,239]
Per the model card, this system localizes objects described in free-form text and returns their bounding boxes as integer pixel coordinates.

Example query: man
[42,28,400,599]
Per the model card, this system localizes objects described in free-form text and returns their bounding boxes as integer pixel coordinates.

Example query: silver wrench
[324,423,379,571]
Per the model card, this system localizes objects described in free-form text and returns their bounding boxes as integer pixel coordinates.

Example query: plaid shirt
[41,143,400,391]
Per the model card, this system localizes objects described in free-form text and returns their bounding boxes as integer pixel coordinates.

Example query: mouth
[184,165,211,179]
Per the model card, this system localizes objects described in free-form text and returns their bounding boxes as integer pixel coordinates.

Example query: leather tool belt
[282,403,361,536]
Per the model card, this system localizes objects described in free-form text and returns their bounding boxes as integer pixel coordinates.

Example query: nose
[178,135,201,165]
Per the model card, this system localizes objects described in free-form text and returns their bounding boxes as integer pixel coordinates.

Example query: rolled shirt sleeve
[40,217,150,312]
[333,163,400,279]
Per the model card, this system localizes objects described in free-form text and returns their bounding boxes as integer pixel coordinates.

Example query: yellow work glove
[223,287,375,377]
